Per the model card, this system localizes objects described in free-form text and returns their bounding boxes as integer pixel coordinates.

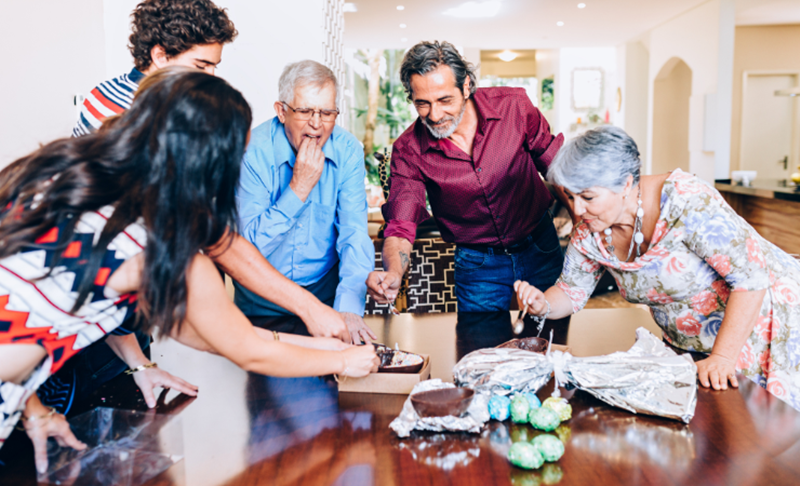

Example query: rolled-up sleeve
[382,143,430,244]
[334,146,375,315]
[523,98,563,177]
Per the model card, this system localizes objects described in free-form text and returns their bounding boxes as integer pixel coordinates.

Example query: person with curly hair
[54,2,356,418]
[73,0,237,137]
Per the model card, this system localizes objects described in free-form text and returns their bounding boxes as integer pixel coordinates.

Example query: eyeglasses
[282,102,339,122]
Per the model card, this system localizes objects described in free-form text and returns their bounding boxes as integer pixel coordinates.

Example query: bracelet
[21,407,57,424]
[532,299,551,334]
[273,330,280,341]
[334,358,349,384]
[125,362,158,375]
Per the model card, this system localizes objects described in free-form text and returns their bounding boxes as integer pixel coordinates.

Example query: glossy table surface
[4,309,800,485]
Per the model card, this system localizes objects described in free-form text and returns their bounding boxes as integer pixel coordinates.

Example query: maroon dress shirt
[382,87,564,247]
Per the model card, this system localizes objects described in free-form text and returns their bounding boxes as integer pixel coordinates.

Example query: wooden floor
[584,291,646,310]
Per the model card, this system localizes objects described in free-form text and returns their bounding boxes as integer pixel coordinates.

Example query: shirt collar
[416,88,501,153]
[129,67,146,84]
[273,118,339,168]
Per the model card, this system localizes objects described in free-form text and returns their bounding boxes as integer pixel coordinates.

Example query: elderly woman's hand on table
[697,354,739,391]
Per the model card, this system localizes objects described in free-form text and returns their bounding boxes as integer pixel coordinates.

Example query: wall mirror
[571,67,604,111]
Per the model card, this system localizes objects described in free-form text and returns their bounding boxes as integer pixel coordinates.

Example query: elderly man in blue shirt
[236,60,376,344]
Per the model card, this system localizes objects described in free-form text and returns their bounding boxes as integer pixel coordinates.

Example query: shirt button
[476,168,482,173]
[299,223,303,228]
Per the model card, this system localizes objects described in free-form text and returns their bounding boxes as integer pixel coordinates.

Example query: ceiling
[343,0,800,50]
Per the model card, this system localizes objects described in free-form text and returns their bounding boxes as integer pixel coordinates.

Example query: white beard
[422,97,467,139]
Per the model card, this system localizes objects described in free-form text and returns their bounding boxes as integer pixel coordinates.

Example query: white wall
[102,0,328,128]
[556,47,618,137]
[620,41,650,165]
[0,0,333,169]
[0,0,107,168]
[645,0,733,182]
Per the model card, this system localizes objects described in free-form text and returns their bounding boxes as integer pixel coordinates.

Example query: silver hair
[547,126,641,194]
[278,60,338,105]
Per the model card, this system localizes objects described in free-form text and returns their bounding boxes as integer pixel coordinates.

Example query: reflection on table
[2,309,800,485]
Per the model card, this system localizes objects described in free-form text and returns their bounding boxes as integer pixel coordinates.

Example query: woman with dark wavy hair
[0,69,378,473]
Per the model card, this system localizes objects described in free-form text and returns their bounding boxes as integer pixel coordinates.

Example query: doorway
[652,58,692,175]
[740,72,798,180]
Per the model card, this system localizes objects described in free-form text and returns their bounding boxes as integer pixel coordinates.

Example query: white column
[715,0,736,180]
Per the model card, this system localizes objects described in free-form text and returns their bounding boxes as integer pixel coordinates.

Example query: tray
[339,354,431,394]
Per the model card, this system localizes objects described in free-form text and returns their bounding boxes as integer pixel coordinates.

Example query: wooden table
[3,309,800,485]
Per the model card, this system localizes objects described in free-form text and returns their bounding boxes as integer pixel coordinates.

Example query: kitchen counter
[715,179,800,202]
[715,179,800,255]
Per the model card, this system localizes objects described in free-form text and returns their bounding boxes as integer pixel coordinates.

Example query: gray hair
[400,41,477,101]
[278,60,338,105]
[547,126,641,194]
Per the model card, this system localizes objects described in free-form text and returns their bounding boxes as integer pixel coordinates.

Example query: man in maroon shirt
[366,41,574,313]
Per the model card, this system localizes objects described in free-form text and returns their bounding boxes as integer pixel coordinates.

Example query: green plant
[351,49,415,187]
[541,77,554,111]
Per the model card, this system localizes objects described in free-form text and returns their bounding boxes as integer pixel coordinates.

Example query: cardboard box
[338,355,431,394]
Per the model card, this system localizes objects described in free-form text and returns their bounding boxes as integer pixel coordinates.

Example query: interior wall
[0,1,333,170]
[556,47,618,138]
[730,24,800,172]
[652,59,693,174]
[646,0,722,182]
[0,0,107,169]
[102,0,328,128]
[621,41,650,166]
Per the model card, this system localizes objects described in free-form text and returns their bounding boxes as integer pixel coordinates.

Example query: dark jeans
[39,329,150,414]
[239,265,338,318]
[454,212,564,312]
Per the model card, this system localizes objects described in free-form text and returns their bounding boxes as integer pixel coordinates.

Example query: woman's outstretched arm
[207,233,352,343]
[174,254,378,377]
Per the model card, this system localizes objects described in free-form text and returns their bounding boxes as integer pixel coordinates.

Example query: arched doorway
[652,58,692,174]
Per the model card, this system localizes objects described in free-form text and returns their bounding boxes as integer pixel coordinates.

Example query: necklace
[602,185,645,262]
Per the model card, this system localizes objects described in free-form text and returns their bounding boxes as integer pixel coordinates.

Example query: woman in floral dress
[514,126,800,409]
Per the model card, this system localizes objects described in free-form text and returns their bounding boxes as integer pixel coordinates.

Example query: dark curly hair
[400,41,477,101]
[129,0,237,72]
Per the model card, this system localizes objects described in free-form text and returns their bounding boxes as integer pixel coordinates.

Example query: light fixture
[498,50,518,62]
[343,2,357,12]
[776,87,800,97]
[400,23,407,28]
[397,5,405,10]
[557,21,564,26]
[578,3,586,8]
[443,1,501,19]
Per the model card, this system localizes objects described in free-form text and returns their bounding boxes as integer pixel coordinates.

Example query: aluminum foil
[389,379,490,438]
[454,327,698,424]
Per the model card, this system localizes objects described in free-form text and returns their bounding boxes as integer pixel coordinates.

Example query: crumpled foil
[390,379,490,438]
[454,327,698,424]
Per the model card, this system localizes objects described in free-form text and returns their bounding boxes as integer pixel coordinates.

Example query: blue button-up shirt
[234,117,374,316]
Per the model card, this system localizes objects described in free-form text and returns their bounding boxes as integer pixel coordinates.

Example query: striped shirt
[72,68,145,137]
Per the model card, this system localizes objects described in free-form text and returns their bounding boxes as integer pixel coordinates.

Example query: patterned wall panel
[322,0,347,128]
[365,238,457,315]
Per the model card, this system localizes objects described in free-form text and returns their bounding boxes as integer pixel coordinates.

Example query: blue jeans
[454,212,564,312]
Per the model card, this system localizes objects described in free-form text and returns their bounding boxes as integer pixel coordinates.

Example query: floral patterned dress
[557,169,800,409]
